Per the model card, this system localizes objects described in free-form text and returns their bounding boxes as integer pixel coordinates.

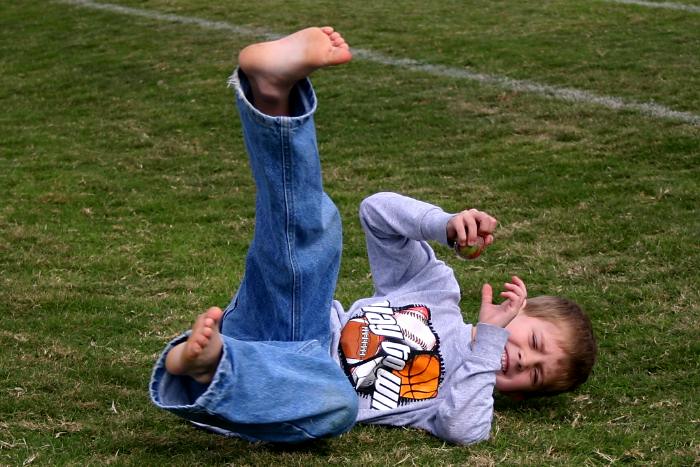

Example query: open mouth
[500,347,509,373]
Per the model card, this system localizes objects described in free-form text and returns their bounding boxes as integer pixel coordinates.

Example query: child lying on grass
[150,26,597,445]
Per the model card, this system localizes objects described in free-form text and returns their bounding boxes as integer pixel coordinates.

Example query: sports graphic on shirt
[339,301,444,410]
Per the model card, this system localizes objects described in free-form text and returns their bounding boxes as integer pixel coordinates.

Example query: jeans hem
[149,331,233,411]
[227,67,317,129]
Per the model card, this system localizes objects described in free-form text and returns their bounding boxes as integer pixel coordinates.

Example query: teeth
[500,350,507,373]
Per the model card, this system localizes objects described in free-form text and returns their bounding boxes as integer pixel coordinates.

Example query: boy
[150,27,596,445]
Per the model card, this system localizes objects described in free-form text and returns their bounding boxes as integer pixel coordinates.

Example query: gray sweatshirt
[329,192,509,445]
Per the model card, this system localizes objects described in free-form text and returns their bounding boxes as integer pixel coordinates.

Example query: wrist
[469,324,510,364]
[478,321,507,328]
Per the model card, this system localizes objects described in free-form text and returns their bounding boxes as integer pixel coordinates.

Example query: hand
[446,208,497,249]
[478,276,528,328]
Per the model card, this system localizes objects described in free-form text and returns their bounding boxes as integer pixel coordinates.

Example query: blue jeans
[149,69,358,443]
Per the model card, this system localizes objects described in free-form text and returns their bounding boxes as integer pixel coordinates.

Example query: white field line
[603,0,700,13]
[58,0,700,125]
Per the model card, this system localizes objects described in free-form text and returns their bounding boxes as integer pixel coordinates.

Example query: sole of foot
[165,306,224,384]
[238,27,352,114]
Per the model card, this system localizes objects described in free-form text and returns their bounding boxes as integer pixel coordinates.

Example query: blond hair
[523,296,597,396]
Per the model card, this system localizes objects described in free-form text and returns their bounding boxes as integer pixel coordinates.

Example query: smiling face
[495,312,569,395]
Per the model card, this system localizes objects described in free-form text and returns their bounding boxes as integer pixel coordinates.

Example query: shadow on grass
[494,392,572,420]
[128,418,337,461]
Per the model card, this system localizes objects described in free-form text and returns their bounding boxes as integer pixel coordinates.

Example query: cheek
[504,324,526,344]
[496,372,516,387]
[497,372,529,392]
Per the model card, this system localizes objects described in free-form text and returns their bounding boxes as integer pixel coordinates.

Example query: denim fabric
[149,69,358,443]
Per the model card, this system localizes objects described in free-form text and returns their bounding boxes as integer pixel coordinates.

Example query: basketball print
[395,353,441,399]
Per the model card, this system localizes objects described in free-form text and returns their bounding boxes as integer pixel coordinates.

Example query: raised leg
[151,28,358,443]
[221,27,351,348]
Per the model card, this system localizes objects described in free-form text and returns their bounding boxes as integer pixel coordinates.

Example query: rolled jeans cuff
[227,67,317,127]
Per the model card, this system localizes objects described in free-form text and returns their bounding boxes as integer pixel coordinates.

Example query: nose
[517,349,543,372]
[516,350,534,371]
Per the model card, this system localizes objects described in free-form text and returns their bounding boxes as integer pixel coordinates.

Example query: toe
[194,334,208,347]
[206,306,223,321]
[190,341,203,354]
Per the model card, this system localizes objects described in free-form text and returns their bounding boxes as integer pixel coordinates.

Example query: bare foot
[165,307,223,384]
[238,26,352,115]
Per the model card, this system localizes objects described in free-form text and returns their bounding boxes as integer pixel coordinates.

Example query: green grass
[1,0,698,465]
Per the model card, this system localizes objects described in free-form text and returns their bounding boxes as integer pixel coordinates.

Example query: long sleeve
[431,323,509,445]
[347,192,508,446]
[359,192,456,297]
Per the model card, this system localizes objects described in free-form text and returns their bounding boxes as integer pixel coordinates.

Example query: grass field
[1,0,699,465]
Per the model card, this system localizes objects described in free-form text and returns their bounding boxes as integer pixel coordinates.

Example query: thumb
[481,283,493,307]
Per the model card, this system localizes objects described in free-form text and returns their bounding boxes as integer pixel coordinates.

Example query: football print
[340,303,444,408]
[341,317,385,363]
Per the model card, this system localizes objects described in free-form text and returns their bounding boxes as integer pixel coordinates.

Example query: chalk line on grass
[603,0,700,13]
[351,49,700,125]
[57,0,700,125]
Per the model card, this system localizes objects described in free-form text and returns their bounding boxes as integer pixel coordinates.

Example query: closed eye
[532,367,543,386]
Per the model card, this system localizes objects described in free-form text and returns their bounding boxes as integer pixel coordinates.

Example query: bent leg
[151,332,358,443]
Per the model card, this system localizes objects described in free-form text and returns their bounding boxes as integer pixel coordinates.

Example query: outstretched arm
[359,192,497,296]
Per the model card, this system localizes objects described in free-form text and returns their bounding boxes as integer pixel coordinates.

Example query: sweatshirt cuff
[471,324,509,363]
[420,208,454,245]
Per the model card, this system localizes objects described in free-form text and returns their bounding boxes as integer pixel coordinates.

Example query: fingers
[464,210,478,246]
[451,214,467,247]
[480,283,493,307]
[475,211,498,238]
[478,277,528,329]
[511,275,527,299]
[499,275,528,313]
[451,209,498,247]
